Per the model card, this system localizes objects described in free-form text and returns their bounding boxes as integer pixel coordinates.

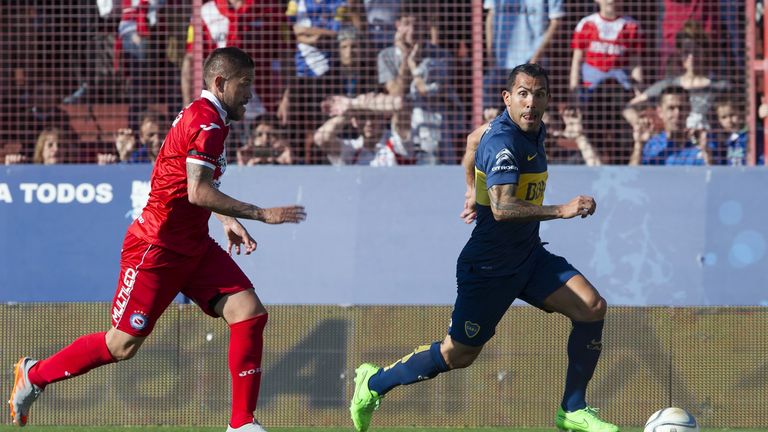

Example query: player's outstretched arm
[488,184,596,222]
[187,162,306,224]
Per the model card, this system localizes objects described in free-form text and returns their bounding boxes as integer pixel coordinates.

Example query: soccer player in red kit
[8,47,306,432]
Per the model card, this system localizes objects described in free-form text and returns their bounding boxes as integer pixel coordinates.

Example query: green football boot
[556,406,620,432]
[349,363,382,431]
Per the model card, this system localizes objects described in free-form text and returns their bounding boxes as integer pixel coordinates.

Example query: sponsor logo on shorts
[112,268,138,323]
[464,321,480,338]
[129,312,149,331]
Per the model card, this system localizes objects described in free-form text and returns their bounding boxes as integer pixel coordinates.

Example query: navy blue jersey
[458,109,549,276]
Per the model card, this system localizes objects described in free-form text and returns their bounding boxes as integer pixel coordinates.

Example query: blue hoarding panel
[1,165,766,305]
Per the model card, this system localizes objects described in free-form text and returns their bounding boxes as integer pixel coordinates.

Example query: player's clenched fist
[559,195,597,219]
[261,205,307,224]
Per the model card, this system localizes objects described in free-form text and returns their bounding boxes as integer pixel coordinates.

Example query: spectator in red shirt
[569,0,643,96]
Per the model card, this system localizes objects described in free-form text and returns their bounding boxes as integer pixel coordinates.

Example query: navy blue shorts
[449,244,580,347]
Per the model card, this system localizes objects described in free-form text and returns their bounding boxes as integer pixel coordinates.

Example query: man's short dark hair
[659,85,688,104]
[506,63,550,93]
[202,47,254,89]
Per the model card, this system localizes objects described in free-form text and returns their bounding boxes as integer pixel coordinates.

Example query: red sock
[228,314,268,428]
[28,332,116,389]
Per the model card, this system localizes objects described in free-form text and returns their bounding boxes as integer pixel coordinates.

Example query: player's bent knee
[584,296,607,321]
[106,340,142,361]
[218,289,267,323]
[442,340,482,369]
[444,350,479,369]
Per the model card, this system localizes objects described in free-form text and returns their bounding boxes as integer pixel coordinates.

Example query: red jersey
[571,13,641,73]
[128,91,230,256]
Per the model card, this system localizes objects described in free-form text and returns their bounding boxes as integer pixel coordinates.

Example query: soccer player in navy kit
[350,63,619,432]
[9,47,306,432]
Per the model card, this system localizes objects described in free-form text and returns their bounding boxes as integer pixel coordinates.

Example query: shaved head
[202,47,254,89]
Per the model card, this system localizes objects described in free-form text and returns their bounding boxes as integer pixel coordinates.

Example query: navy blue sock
[368,341,449,396]
[561,320,604,412]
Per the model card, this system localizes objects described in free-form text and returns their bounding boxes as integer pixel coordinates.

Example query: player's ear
[213,75,226,93]
[501,90,511,106]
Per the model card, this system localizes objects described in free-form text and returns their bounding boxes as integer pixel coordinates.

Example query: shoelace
[584,406,608,422]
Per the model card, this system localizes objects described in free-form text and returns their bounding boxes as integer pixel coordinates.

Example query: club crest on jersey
[200,123,221,131]
[129,312,149,331]
[464,321,480,338]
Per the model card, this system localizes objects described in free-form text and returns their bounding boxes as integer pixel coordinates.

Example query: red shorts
[110,232,253,337]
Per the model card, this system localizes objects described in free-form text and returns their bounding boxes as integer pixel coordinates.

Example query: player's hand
[559,195,596,219]
[261,205,307,224]
[459,187,477,224]
[223,219,257,255]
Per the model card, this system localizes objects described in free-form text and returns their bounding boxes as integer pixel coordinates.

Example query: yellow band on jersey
[475,168,548,206]
[475,167,490,206]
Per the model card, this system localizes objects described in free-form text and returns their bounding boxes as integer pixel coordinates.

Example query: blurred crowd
[0,0,763,167]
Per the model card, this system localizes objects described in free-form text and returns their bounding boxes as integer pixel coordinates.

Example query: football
[644,407,699,432]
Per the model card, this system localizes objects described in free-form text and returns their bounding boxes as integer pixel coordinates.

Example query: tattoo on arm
[187,162,265,221]
[186,161,211,184]
[216,201,266,221]
[488,184,561,222]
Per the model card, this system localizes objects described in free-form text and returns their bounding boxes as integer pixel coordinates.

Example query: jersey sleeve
[186,115,226,170]
[478,132,522,188]
[571,19,592,50]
